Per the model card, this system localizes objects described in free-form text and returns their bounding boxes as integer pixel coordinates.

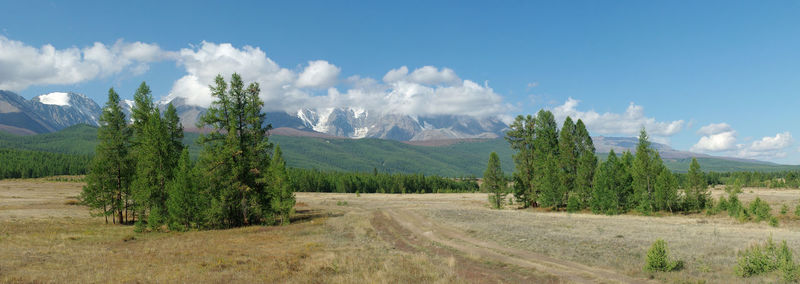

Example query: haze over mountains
[0,89,786,167]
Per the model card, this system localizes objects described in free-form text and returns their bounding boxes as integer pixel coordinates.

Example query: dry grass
[4,180,800,283]
[0,180,459,283]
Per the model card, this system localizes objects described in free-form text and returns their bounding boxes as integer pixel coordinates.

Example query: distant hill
[2,125,798,176]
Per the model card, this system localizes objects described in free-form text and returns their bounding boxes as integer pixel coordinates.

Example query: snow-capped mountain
[0,90,101,135]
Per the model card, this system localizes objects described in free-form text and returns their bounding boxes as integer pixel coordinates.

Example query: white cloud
[165,42,509,117]
[0,36,170,91]
[382,65,460,85]
[697,123,733,136]
[296,60,340,89]
[690,123,794,161]
[552,97,685,137]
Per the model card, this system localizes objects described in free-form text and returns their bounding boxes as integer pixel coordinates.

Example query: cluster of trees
[709,171,800,188]
[81,74,294,230]
[499,109,710,214]
[290,168,479,194]
[0,148,89,179]
[504,110,597,209]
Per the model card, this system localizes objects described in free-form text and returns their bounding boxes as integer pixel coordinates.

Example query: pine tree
[534,110,561,208]
[132,108,178,229]
[166,148,199,231]
[575,119,597,207]
[505,114,536,207]
[483,152,507,209]
[131,82,154,136]
[197,73,277,228]
[81,88,134,224]
[686,157,708,211]
[619,150,635,211]
[268,145,295,225]
[558,117,578,207]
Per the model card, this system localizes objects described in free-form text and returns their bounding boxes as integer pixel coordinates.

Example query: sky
[1,1,799,163]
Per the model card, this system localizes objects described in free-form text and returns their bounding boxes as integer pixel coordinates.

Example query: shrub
[749,197,772,222]
[795,203,800,217]
[769,216,779,227]
[566,195,581,213]
[644,239,684,272]
[727,194,743,218]
[735,237,798,279]
[781,204,789,215]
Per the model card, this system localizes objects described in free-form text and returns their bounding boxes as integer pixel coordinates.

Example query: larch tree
[592,149,619,214]
[686,157,708,211]
[197,73,280,228]
[166,148,199,231]
[482,151,507,209]
[654,165,678,212]
[574,119,597,207]
[81,88,134,224]
[533,110,561,208]
[558,117,578,208]
[505,114,536,207]
[632,128,659,213]
[268,144,295,225]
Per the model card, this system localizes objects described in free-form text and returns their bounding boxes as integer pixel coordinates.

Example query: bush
[769,216,779,227]
[781,204,789,215]
[735,237,798,279]
[749,197,772,222]
[566,195,581,213]
[795,203,800,217]
[644,239,684,272]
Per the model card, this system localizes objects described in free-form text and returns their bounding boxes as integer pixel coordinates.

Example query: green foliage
[534,110,561,209]
[644,239,684,272]
[80,88,134,224]
[506,114,536,207]
[166,149,200,231]
[749,197,773,223]
[632,128,663,214]
[685,158,709,211]
[268,145,295,225]
[735,237,798,280]
[574,119,597,207]
[558,117,577,209]
[0,148,90,179]
[653,166,679,212]
[592,150,620,215]
[483,152,507,209]
[566,195,581,213]
[196,74,278,228]
[795,203,800,217]
[290,169,478,194]
[781,204,789,215]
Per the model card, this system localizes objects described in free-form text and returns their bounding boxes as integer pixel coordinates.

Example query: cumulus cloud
[691,123,738,152]
[296,60,340,88]
[0,36,171,91]
[551,97,685,137]
[166,42,509,117]
[690,122,794,161]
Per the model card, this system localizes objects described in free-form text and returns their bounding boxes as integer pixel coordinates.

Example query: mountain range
[0,89,791,170]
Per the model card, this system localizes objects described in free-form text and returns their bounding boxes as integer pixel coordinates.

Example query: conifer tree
[131,82,154,137]
[505,114,536,207]
[575,119,597,206]
[632,128,659,213]
[483,151,507,209]
[592,149,619,214]
[132,109,175,228]
[534,110,561,208]
[268,145,295,225]
[654,165,678,212]
[686,157,708,211]
[619,150,636,210]
[166,148,199,230]
[558,117,578,207]
[81,88,134,224]
[197,73,277,228]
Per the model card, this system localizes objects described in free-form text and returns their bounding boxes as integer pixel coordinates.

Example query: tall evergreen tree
[592,149,619,214]
[268,145,295,225]
[533,110,561,208]
[166,148,199,230]
[80,88,134,224]
[574,119,597,206]
[619,150,636,210]
[131,82,154,137]
[686,157,708,211]
[654,165,678,212]
[483,151,507,209]
[558,117,578,207]
[505,114,536,207]
[197,73,278,228]
[132,108,176,229]
[632,128,659,213]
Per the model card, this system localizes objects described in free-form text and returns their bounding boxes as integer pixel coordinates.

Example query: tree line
[290,168,479,194]
[80,74,295,230]
[484,109,710,214]
[0,148,90,179]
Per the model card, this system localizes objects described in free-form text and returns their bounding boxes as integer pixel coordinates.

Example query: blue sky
[1,1,799,163]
